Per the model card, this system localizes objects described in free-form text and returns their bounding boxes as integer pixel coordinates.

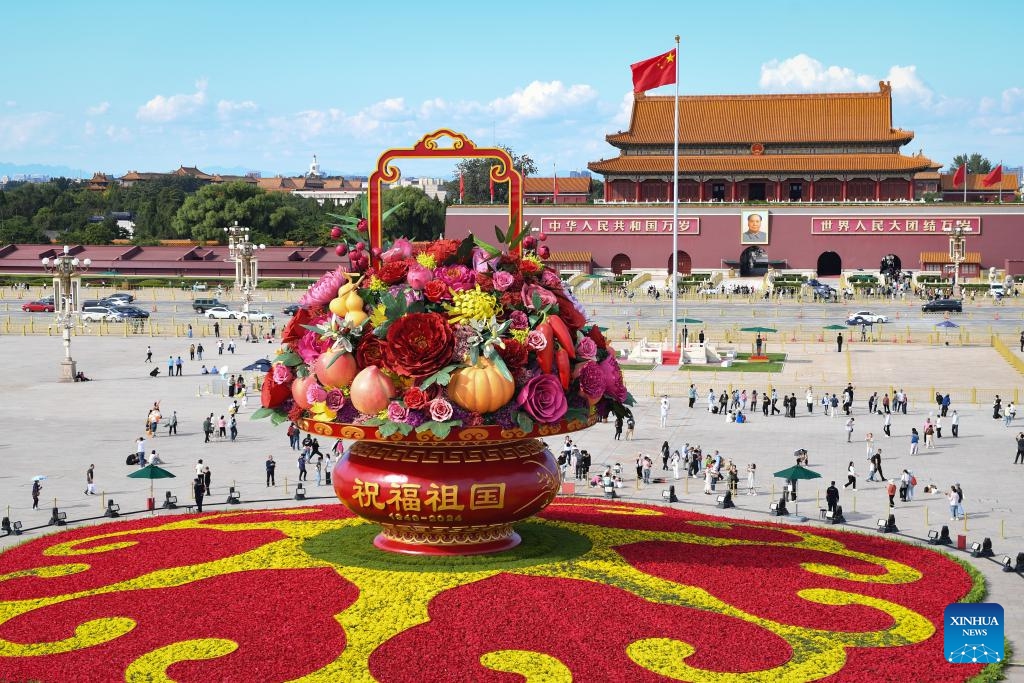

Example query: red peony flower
[287,402,305,423]
[474,272,494,291]
[423,279,451,303]
[586,325,609,351]
[281,307,314,346]
[403,386,428,409]
[378,260,410,285]
[425,239,460,264]
[355,333,388,369]
[385,312,456,378]
[261,371,291,408]
[496,338,528,368]
[519,258,541,274]
[553,291,587,332]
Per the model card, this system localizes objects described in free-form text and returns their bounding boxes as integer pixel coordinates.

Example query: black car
[806,279,837,300]
[283,304,301,316]
[921,298,962,313]
[105,292,135,303]
[115,305,151,319]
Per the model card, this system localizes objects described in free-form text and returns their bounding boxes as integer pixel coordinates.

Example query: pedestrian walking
[196,343,204,360]
[1015,432,1024,464]
[168,411,178,435]
[843,462,857,491]
[951,410,959,437]
[85,464,96,495]
[836,332,843,352]
[217,339,224,355]
[909,428,920,455]
[688,384,696,409]
[948,486,961,521]
[845,417,855,443]
[826,481,839,512]
[659,395,670,428]
[187,323,193,338]
[217,415,227,438]
[166,356,174,377]
[145,346,152,363]
[883,411,892,437]
[806,387,814,413]
[213,322,220,338]
[324,452,333,486]
[298,453,308,481]
[229,415,237,441]
[613,415,623,440]
[203,414,213,443]
[189,343,196,361]
[202,466,211,496]
[935,415,943,439]
[886,479,897,508]
[625,415,635,440]
[175,356,183,376]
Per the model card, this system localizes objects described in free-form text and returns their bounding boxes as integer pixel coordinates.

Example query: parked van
[192,298,223,313]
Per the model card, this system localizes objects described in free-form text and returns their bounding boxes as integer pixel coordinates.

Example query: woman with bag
[843,461,856,491]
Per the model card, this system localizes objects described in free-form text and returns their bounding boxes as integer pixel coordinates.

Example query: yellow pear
[344,309,368,326]
[328,297,347,317]
[344,291,364,312]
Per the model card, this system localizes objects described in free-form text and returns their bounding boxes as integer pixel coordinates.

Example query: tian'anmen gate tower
[588,82,939,203]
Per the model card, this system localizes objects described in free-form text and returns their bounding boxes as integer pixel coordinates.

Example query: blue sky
[2,1,1022,179]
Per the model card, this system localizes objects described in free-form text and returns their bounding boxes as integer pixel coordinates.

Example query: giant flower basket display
[256,130,633,555]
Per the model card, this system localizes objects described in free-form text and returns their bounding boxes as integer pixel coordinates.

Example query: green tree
[589,178,604,202]
[443,146,537,203]
[950,153,993,174]
[0,216,48,244]
[379,186,446,241]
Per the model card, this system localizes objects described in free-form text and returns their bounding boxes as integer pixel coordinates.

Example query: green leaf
[269,411,289,426]
[486,350,513,382]
[420,363,459,389]
[473,236,501,257]
[277,350,303,367]
[363,417,386,426]
[455,234,475,264]
[250,407,277,421]
[396,423,414,436]
[531,291,543,310]
[516,411,534,434]
[494,225,506,244]
[378,422,400,437]
[381,202,405,221]
[414,420,458,439]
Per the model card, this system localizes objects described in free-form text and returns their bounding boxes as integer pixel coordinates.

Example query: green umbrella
[675,317,703,324]
[740,326,777,333]
[772,464,822,480]
[128,463,176,499]
[823,324,847,330]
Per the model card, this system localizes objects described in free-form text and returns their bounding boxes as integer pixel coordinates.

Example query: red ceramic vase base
[372,528,522,556]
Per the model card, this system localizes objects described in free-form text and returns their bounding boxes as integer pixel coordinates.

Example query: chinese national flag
[489,175,494,203]
[459,173,464,202]
[631,49,677,93]
[952,165,966,187]
[982,164,1003,187]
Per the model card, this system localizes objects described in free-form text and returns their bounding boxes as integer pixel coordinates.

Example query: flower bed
[0,501,987,682]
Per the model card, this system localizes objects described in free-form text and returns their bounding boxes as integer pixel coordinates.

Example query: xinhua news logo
[944,603,1003,664]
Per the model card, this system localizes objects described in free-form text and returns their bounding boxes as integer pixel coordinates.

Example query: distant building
[524,176,591,204]
[387,177,447,202]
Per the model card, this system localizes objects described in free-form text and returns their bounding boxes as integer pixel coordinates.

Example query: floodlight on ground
[295,483,306,500]
[105,500,120,518]
[163,492,178,509]
[1002,556,1015,573]
[970,541,983,557]
[49,507,67,526]
[227,486,241,505]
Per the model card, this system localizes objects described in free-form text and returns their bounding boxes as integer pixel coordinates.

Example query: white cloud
[86,101,110,116]
[759,54,939,109]
[0,111,57,150]
[137,79,208,122]
[1001,87,1024,113]
[84,121,96,137]
[613,90,634,129]
[4,100,15,108]
[366,97,407,120]
[487,81,597,121]
[105,125,133,143]
[216,99,257,120]
[970,86,1024,137]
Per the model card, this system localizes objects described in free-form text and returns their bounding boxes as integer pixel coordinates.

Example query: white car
[81,306,124,322]
[240,309,275,321]
[206,306,243,319]
[846,310,888,325]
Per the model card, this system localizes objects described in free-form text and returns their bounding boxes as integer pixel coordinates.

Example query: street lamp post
[948,225,966,298]
[223,221,265,313]
[41,245,90,382]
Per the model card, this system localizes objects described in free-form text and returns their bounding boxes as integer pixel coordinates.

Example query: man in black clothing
[266,455,276,486]
[826,481,840,513]
[1016,433,1024,464]
[836,333,843,352]
[193,477,205,513]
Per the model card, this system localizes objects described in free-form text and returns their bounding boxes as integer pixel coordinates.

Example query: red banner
[810,216,981,235]
[539,216,699,235]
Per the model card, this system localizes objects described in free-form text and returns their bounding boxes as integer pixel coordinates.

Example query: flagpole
[999,160,1003,203]
[553,163,557,205]
[963,156,967,204]
[670,35,680,352]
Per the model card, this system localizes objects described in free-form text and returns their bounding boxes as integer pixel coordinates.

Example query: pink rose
[516,373,568,423]
[541,269,562,289]
[381,238,413,263]
[428,397,454,422]
[296,330,332,365]
[509,310,529,329]
[387,401,409,423]
[521,284,557,310]
[526,329,548,351]
[406,263,433,290]
[306,382,327,405]
[492,270,515,292]
[271,363,294,385]
[575,336,598,361]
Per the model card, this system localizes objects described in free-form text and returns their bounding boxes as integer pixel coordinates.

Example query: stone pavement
[1,333,1022,677]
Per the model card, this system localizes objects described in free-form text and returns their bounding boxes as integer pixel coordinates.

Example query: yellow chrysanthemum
[309,402,337,422]
[369,303,387,327]
[367,276,386,292]
[446,285,500,324]
[416,253,437,269]
[510,328,530,343]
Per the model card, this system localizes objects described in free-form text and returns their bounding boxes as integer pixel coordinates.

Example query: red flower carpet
[0,500,984,682]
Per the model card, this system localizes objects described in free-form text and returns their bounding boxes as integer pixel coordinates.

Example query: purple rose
[509,310,529,329]
[599,355,628,402]
[380,238,413,263]
[472,246,499,273]
[271,363,294,385]
[575,336,597,361]
[325,389,346,411]
[521,284,557,310]
[540,269,562,288]
[387,401,409,423]
[577,361,605,399]
[296,330,332,365]
[516,373,568,423]
[492,270,515,292]
[526,329,548,351]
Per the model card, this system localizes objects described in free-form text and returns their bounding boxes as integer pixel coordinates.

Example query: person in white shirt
[806,387,814,414]
[951,410,959,437]
[659,396,670,428]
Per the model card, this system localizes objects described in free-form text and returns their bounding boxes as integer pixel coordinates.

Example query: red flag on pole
[459,173,464,203]
[631,49,677,93]
[489,175,494,203]
[982,164,1003,187]
[952,165,966,187]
